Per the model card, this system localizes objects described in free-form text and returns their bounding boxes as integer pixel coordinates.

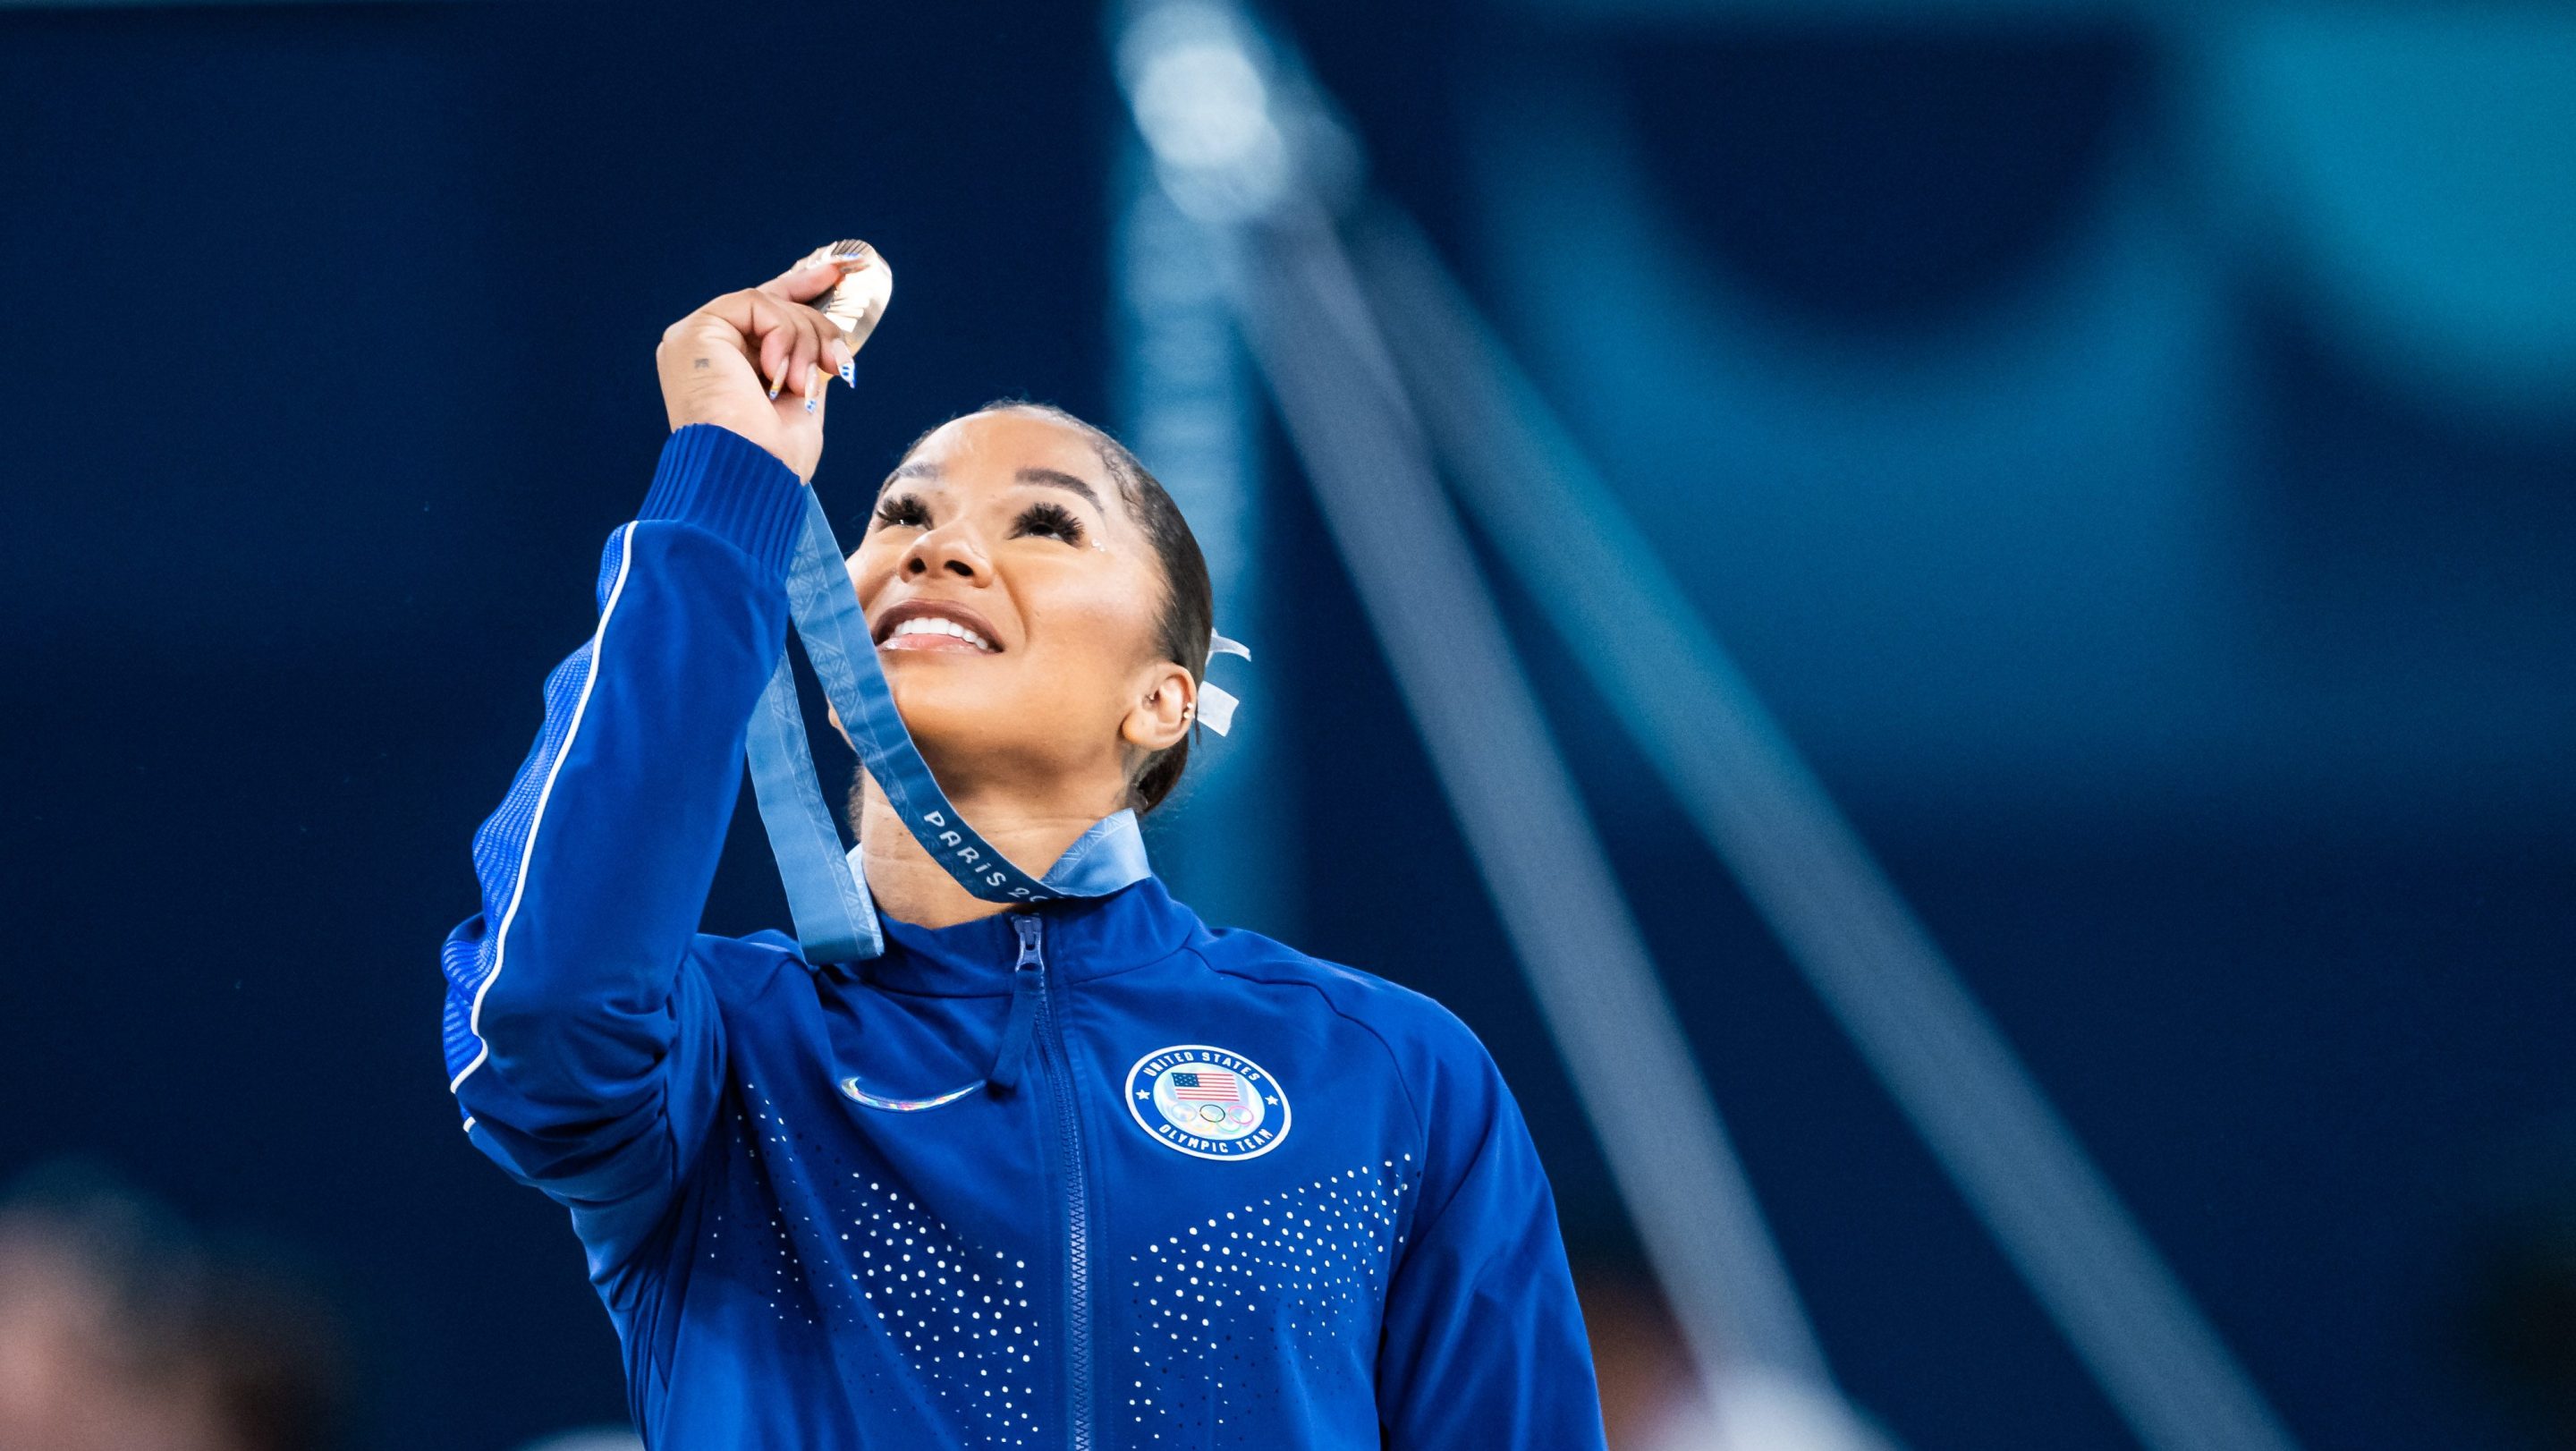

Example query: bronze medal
[795,239,894,352]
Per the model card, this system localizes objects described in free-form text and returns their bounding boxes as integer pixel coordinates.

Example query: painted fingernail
[803,364,818,413]
[840,358,855,387]
[767,369,783,401]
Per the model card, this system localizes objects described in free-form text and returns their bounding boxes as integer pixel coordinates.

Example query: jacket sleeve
[1376,1026,1609,1450]
[437,423,808,1272]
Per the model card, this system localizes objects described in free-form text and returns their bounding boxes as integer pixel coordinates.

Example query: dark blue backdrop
[3,4,2571,1450]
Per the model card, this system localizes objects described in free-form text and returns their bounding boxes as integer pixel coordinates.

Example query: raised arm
[436,254,869,1271]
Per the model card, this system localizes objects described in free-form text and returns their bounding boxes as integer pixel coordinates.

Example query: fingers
[794,340,855,415]
[685,276,860,412]
[736,295,859,403]
[758,308,793,400]
[756,256,846,304]
[786,312,821,404]
[751,299,810,400]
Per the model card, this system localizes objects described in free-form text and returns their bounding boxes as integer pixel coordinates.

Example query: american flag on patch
[1169,1069,1241,1103]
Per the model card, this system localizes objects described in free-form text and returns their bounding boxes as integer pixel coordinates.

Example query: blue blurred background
[3,2,2572,1448]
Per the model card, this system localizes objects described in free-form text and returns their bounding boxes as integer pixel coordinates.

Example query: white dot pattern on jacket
[726,1088,1046,1445]
[1122,1157,1417,1442]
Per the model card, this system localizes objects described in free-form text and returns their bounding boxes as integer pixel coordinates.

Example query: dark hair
[870,398,1214,815]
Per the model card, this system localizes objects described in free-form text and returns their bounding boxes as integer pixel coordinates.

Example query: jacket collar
[851,874,1201,997]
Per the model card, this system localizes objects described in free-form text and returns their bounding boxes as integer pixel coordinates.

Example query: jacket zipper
[1013,912,1092,1451]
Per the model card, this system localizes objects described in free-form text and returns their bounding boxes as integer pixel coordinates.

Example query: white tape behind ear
[1197,683,1241,736]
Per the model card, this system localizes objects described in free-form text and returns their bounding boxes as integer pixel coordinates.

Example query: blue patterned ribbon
[744,490,1153,963]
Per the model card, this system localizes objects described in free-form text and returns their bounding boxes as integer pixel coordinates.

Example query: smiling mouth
[880,616,1000,653]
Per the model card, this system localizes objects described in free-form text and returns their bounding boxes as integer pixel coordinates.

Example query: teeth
[887,615,996,651]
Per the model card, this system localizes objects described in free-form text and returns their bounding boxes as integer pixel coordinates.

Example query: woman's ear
[1121,662,1196,756]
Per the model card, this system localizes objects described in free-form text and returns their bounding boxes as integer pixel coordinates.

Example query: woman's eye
[873,494,930,530]
[1013,501,1087,546]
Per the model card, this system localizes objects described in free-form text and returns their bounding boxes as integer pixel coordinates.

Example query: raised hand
[654,254,869,483]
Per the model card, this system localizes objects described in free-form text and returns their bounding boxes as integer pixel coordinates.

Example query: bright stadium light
[1117,2,1292,221]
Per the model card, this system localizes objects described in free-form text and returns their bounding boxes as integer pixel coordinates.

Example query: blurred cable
[1114,3,2309,1449]
[1349,212,2302,1451]
[1236,191,1837,1400]
[1112,0,1851,1416]
[1113,140,1295,932]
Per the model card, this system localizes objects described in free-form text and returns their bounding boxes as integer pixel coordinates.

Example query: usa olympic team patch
[1124,1045,1291,1160]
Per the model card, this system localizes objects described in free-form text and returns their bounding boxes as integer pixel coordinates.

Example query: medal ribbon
[745,490,1154,964]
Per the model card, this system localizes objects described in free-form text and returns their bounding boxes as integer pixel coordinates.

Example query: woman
[438,253,1607,1449]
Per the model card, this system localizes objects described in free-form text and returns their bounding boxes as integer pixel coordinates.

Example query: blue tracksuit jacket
[439,422,1609,1449]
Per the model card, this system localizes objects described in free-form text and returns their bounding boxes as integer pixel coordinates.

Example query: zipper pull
[985,912,1045,1095]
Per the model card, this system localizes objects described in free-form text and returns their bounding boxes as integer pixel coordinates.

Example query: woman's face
[848,409,1190,792]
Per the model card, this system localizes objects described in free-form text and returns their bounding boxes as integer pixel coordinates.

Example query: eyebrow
[877,460,1106,512]
[1014,467,1104,510]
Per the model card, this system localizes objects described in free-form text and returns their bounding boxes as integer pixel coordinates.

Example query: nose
[899,522,989,584]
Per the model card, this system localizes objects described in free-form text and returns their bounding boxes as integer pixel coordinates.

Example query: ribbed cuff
[640,424,809,577]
